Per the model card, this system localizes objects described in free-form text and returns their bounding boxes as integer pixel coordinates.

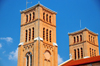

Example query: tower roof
[20,3,57,14]
[68,28,98,36]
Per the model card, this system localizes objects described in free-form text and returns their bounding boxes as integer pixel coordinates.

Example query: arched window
[29,14,31,21]
[92,49,93,57]
[77,48,80,59]
[29,29,31,41]
[93,37,95,43]
[49,30,51,42]
[46,14,48,22]
[77,36,79,42]
[43,13,45,20]
[74,49,76,60]
[26,52,32,66]
[32,27,34,40]
[91,36,92,42]
[25,30,28,42]
[74,37,76,43]
[94,50,96,56]
[33,12,35,20]
[80,35,82,41]
[43,28,45,40]
[49,16,51,23]
[26,15,28,23]
[46,29,48,41]
[89,35,90,41]
[81,48,83,58]
[90,48,91,57]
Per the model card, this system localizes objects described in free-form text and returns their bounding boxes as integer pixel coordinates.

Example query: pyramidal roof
[68,28,98,36]
[20,3,57,14]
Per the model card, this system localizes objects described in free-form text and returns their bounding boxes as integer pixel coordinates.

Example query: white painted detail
[53,43,58,46]
[69,54,72,59]
[84,56,89,59]
[34,37,43,41]
[18,42,24,46]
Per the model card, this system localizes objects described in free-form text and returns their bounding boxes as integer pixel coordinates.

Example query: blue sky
[0,0,100,66]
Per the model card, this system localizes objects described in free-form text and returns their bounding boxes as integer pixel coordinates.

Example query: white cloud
[58,54,63,64]
[0,44,2,48]
[0,37,13,42]
[8,48,18,60]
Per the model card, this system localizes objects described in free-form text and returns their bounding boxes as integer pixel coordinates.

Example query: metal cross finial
[26,0,32,9]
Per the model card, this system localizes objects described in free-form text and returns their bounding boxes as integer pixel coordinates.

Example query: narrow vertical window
[78,48,80,59]
[91,36,92,42]
[49,16,51,23]
[74,37,76,43]
[26,15,28,23]
[25,30,28,42]
[50,30,51,42]
[32,28,34,40]
[29,29,31,41]
[30,55,32,66]
[43,13,45,20]
[89,35,90,41]
[93,37,95,43]
[81,48,83,58]
[46,29,48,41]
[77,36,79,42]
[33,12,35,20]
[43,28,45,40]
[74,49,76,60]
[29,14,31,21]
[27,56,29,66]
[92,49,93,57]
[46,14,48,22]
[80,35,82,41]
[90,48,91,57]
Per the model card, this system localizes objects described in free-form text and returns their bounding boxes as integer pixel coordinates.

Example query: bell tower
[68,28,99,60]
[17,4,58,66]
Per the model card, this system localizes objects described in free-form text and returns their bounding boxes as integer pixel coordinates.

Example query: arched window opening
[93,37,95,43]
[92,49,93,57]
[43,13,45,20]
[74,49,76,60]
[74,37,76,43]
[29,29,31,41]
[91,36,92,42]
[43,28,45,40]
[25,30,28,42]
[33,12,35,20]
[80,35,82,41]
[89,35,90,41]
[26,52,32,66]
[49,16,51,23]
[29,14,31,21]
[81,48,83,58]
[77,36,79,42]
[94,50,96,56]
[32,28,34,40]
[46,14,48,22]
[90,48,91,57]
[46,29,48,41]
[49,30,51,42]
[26,15,28,23]
[77,48,80,59]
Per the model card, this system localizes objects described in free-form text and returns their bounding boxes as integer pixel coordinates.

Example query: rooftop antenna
[80,19,81,29]
[26,0,32,9]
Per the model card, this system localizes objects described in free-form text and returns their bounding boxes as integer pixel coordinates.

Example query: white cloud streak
[0,43,2,48]
[0,37,13,42]
[8,48,18,60]
[58,54,63,64]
